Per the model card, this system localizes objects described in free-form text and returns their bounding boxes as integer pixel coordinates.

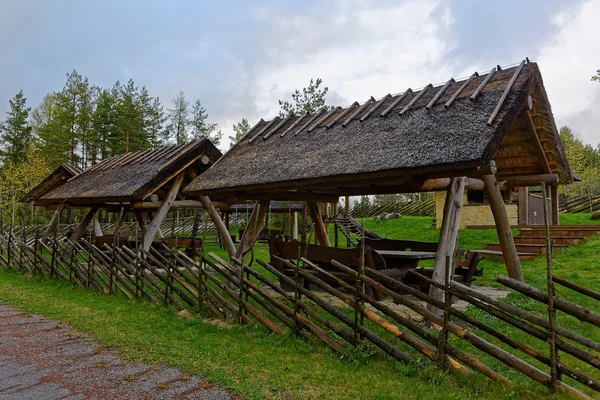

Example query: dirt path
[0,303,237,399]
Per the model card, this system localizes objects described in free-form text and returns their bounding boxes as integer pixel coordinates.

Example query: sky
[0,0,599,150]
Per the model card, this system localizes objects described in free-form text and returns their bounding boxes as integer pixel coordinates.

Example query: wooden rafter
[526,110,552,174]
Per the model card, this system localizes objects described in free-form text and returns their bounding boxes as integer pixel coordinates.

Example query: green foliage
[229,118,250,147]
[592,69,600,82]
[167,91,189,145]
[559,125,600,198]
[0,90,33,166]
[190,99,219,144]
[279,78,331,117]
[340,343,377,368]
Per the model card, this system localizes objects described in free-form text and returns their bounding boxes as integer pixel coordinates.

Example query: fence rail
[0,226,598,398]
[339,195,435,218]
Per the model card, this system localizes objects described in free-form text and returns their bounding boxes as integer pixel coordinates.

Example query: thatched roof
[38,139,221,206]
[185,60,573,203]
[21,164,83,206]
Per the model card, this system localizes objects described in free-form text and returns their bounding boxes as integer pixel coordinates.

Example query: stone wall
[434,191,519,229]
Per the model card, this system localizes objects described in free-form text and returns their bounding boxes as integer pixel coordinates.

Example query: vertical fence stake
[542,183,559,389]
[237,259,245,324]
[437,255,452,367]
[33,223,40,275]
[353,220,366,345]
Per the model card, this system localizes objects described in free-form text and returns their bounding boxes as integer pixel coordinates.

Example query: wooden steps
[477,224,600,262]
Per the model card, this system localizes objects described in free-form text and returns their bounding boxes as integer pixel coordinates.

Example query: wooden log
[502,174,559,187]
[113,208,126,236]
[256,258,418,366]
[93,216,103,237]
[550,184,559,226]
[133,210,147,237]
[133,199,230,210]
[71,208,98,242]
[199,195,236,260]
[428,177,465,314]
[306,201,330,247]
[235,200,269,266]
[553,275,600,301]
[498,275,600,328]
[44,204,65,239]
[143,173,184,251]
[518,187,529,225]
[483,175,523,281]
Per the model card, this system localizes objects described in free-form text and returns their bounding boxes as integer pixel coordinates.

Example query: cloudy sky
[1,0,599,149]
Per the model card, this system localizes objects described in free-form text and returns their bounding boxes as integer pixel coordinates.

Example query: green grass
[1,213,600,399]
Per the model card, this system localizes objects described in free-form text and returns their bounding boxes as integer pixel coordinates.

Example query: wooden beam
[518,187,529,225]
[113,208,126,235]
[133,209,147,237]
[133,199,229,210]
[93,216,104,237]
[427,177,465,315]
[71,208,98,242]
[146,212,164,239]
[199,195,236,260]
[482,174,523,282]
[307,201,330,247]
[550,184,559,226]
[235,200,269,266]
[142,173,184,251]
[502,174,558,187]
[526,110,552,174]
[44,203,65,239]
[292,212,298,240]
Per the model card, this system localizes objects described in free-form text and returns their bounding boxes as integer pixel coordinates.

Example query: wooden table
[373,250,437,272]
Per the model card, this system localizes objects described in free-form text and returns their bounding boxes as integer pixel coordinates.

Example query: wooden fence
[339,195,435,218]
[0,226,598,398]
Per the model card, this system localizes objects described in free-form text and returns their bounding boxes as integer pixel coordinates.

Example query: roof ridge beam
[294,110,324,136]
[400,84,433,115]
[308,107,340,132]
[487,59,527,126]
[444,72,479,108]
[343,97,375,127]
[360,94,391,121]
[123,148,153,166]
[280,115,305,138]
[249,117,279,144]
[426,78,454,110]
[263,115,290,140]
[470,67,497,101]
[380,90,412,117]
[326,102,359,129]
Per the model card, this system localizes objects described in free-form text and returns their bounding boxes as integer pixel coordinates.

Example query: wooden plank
[483,174,523,281]
[142,173,184,251]
[427,177,465,315]
[307,201,330,247]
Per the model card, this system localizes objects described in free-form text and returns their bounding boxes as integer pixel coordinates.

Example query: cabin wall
[434,191,518,229]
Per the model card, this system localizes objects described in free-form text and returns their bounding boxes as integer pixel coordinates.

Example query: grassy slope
[1,214,599,399]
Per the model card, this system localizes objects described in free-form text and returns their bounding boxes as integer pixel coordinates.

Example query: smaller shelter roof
[21,164,83,206]
[39,139,221,207]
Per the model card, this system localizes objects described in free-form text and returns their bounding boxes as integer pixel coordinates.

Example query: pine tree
[147,97,167,148]
[91,88,117,162]
[115,79,142,153]
[167,91,189,145]
[229,118,250,147]
[32,94,67,167]
[279,78,331,117]
[0,90,33,166]
[592,69,600,82]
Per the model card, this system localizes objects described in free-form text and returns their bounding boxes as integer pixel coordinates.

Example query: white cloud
[250,0,457,118]
[536,0,600,144]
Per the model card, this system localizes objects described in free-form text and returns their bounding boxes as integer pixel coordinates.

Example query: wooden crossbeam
[526,110,552,174]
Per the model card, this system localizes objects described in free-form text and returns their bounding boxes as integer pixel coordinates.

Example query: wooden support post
[333,202,339,247]
[71,208,98,242]
[292,212,298,241]
[45,204,65,239]
[143,173,184,252]
[146,211,164,238]
[307,201,330,247]
[518,187,529,226]
[483,174,524,282]
[199,195,236,260]
[345,195,351,247]
[428,177,465,315]
[93,216,103,237]
[550,184,559,226]
[113,208,126,236]
[133,210,147,237]
[235,200,269,266]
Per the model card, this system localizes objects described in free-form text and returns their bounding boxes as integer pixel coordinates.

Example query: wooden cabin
[184,60,575,289]
[35,139,222,250]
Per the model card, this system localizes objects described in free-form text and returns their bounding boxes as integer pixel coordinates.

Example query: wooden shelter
[37,139,221,250]
[185,60,575,294]
[21,164,83,206]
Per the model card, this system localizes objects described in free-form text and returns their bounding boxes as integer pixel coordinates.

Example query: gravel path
[0,303,238,399]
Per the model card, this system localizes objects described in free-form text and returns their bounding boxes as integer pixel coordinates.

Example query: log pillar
[235,200,269,266]
[71,207,98,242]
[345,195,351,247]
[93,215,104,237]
[199,195,236,260]
[307,201,330,247]
[142,173,184,251]
[550,184,559,226]
[45,203,66,239]
[427,177,465,315]
[483,174,524,282]
[133,210,147,238]
[292,212,298,241]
